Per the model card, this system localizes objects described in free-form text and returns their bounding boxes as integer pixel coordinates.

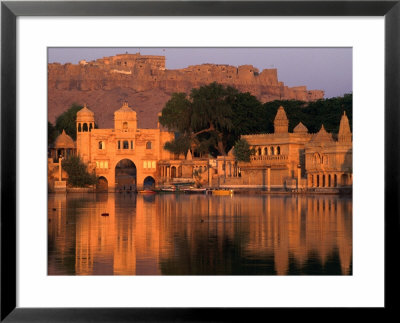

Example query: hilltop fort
[48,53,325,128]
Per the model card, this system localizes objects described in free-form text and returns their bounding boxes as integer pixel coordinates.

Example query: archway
[341,174,349,186]
[115,159,137,191]
[143,176,156,189]
[171,166,176,178]
[96,176,108,192]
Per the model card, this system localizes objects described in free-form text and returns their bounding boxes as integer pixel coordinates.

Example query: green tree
[160,83,260,157]
[48,121,58,146]
[62,155,97,187]
[55,103,83,141]
[233,139,254,162]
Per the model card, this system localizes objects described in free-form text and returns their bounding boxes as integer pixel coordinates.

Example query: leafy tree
[55,103,83,141]
[48,121,58,146]
[62,155,97,187]
[233,139,254,162]
[160,83,259,157]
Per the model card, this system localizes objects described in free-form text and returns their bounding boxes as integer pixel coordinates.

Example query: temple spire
[338,111,352,142]
[274,106,289,133]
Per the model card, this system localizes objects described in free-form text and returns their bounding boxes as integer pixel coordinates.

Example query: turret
[76,104,95,163]
[274,106,289,134]
[114,101,137,132]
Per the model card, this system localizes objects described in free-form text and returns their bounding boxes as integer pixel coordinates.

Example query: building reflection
[48,193,352,275]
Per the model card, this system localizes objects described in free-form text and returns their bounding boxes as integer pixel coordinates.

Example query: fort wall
[48,53,324,102]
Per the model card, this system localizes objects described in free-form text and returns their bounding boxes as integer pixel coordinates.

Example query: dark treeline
[237,94,353,134]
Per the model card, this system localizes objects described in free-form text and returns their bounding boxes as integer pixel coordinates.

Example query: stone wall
[49,53,324,102]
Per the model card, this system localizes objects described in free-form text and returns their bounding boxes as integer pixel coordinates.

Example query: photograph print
[47,47,352,276]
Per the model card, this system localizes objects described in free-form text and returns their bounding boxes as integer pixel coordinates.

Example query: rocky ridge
[48,53,324,128]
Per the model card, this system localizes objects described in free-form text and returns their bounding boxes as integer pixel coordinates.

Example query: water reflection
[48,193,352,275]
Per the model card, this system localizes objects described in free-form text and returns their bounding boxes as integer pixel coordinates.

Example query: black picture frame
[1,1,399,321]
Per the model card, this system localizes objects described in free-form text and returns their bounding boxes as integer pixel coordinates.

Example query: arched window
[264,147,269,155]
[83,123,88,132]
[78,123,81,132]
[277,146,281,155]
[257,148,261,156]
[270,147,274,155]
[146,141,152,149]
[89,123,93,131]
[123,122,128,130]
[123,140,129,149]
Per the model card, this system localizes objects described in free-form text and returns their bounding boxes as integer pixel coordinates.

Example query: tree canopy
[55,103,83,141]
[233,139,254,162]
[159,82,262,157]
[48,121,58,146]
[62,155,97,187]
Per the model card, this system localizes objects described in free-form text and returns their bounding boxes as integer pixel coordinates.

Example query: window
[270,147,274,155]
[83,123,88,132]
[146,141,152,149]
[277,146,281,155]
[143,161,148,169]
[123,141,129,149]
[130,141,133,149]
[123,122,128,130]
[78,123,81,132]
[152,161,156,169]
[98,141,105,150]
[89,123,93,131]
[118,141,121,149]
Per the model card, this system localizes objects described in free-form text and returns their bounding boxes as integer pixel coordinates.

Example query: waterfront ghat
[48,193,352,275]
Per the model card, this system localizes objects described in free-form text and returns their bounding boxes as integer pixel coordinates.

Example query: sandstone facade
[48,100,351,193]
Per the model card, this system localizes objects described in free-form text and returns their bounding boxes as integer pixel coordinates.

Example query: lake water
[48,193,352,275]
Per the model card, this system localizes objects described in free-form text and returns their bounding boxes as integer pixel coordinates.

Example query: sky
[48,47,352,98]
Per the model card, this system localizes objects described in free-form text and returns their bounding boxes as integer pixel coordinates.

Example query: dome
[293,122,308,134]
[76,104,94,117]
[310,125,334,143]
[114,102,137,118]
[54,130,75,149]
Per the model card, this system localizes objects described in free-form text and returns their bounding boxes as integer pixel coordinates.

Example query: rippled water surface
[48,193,352,275]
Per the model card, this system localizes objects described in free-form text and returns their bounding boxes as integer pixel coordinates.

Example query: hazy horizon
[48,47,352,98]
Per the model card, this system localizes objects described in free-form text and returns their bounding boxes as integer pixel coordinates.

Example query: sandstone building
[48,102,352,193]
[236,107,353,192]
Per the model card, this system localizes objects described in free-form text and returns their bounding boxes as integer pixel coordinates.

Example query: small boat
[212,189,234,196]
[138,190,157,194]
[160,186,177,192]
[183,187,208,194]
[101,213,109,216]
